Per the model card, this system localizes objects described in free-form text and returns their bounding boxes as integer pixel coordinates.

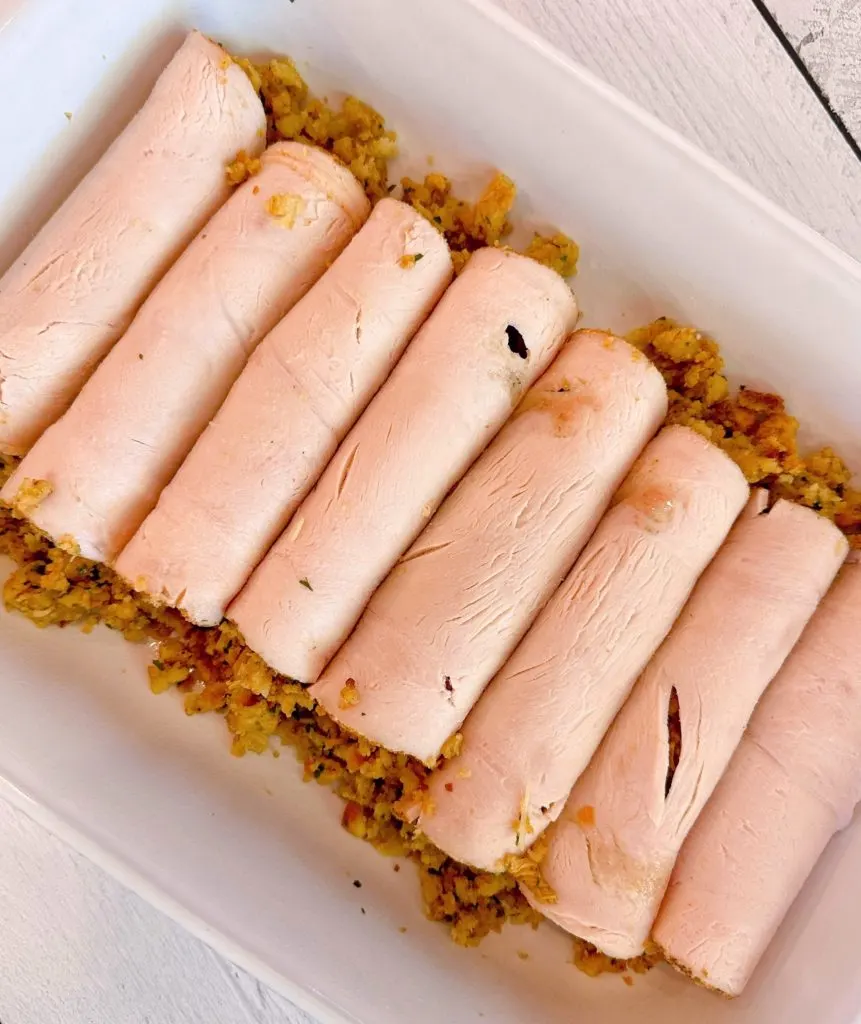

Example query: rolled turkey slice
[115,198,452,625]
[653,552,861,997]
[229,247,578,683]
[0,31,265,454]
[311,329,667,761]
[421,425,748,872]
[2,142,369,561]
[529,496,847,959]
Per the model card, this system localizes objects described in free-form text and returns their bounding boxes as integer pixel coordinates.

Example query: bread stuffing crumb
[9,478,53,517]
[524,232,580,276]
[339,678,361,710]
[504,834,557,905]
[235,55,396,201]
[573,938,662,978]
[226,149,262,185]
[266,192,306,227]
[440,731,464,760]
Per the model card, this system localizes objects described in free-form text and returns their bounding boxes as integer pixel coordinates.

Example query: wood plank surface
[771,0,861,142]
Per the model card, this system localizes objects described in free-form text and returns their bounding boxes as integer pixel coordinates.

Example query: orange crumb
[339,678,361,710]
[575,805,596,827]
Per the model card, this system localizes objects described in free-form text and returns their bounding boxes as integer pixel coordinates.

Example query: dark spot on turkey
[506,324,528,359]
[665,687,682,798]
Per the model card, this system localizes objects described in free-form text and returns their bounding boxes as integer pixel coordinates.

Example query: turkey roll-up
[0,31,265,453]
[116,198,451,625]
[3,142,369,560]
[422,426,748,871]
[654,553,861,997]
[312,330,667,761]
[230,248,578,683]
[530,496,846,959]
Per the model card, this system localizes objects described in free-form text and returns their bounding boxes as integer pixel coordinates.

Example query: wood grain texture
[2,4,860,1024]
[490,0,861,261]
[771,0,861,141]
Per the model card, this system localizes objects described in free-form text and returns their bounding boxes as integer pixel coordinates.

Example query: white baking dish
[1,1,860,1021]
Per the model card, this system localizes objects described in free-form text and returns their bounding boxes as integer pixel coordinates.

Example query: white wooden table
[1,2,859,1023]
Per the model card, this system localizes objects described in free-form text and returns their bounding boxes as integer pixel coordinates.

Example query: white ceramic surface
[1,1,861,1023]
